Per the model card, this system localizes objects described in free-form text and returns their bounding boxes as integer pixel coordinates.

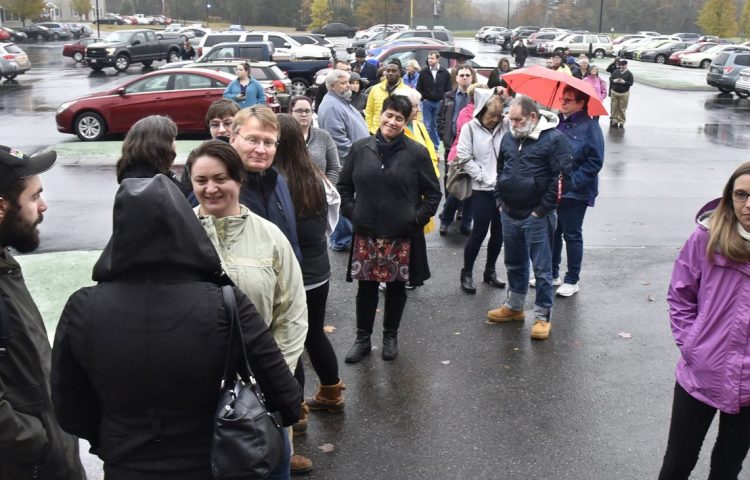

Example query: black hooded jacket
[51,175,301,480]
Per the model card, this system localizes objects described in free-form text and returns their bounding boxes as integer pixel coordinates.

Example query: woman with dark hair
[338,95,441,362]
[348,72,369,113]
[115,115,189,194]
[487,57,512,89]
[289,96,340,183]
[51,174,301,480]
[274,115,344,457]
[223,62,265,108]
[659,161,750,479]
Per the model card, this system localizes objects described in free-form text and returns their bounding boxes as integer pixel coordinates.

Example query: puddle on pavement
[702,123,750,148]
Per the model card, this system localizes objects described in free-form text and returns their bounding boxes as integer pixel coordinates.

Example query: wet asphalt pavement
[6,36,750,479]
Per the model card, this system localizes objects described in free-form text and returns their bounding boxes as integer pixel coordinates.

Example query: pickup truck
[85,29,181,72]
[162,41,331,96]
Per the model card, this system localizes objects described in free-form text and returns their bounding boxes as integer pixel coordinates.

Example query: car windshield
[704,45,725,54]
[107,32,131,42]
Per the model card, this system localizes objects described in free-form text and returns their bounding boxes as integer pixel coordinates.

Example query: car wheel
[114,54,130,71]
[700,59,711,69]
[168,50,180,63]
[156,33,163,39]
[73,51,84,62]
[3,73,17,80]
[290,78,309,96]
[347,32,355,38]
[53,32,60,40]
[503,41,512,51]
[36,33,44,41]
[718,86,733,94]
[142,60,153,67]
[74,112,107,141]
[736,90,750,98]
[655,54,666,64]
[594,49,605,59]
[90,65,103,72]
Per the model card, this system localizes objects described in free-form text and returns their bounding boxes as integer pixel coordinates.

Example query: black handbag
[211,285,286,480]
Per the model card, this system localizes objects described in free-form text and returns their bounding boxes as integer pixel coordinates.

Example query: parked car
[527,31,563,54]
[290,33,336,59]
[502,26,540,50]
[620,36,677,59]
[612,34,645,45]
[312,23,357,38]
[673,32,701,42]
[668,42,717,65]
[636,41,691,63]
[366,29,454,50]
[636,31,661,36]
[56,68,237,141]
[366,38,446,58]
[197,31,330,60]
[156,28,194,41]
[706,50,750,94]
[365,43,491,81]
[84,30,181,72]
[477,26,507,43]
[354,24,404,40]
[95,14,127,25]
[1,27,27,42]
[23,25,54,41]
[474,26,494,41]
[348,29,391,53]
[0,28,10,42]
[0,43,31,80]
[35,22,73,40]
[733,67,750,98]
[63,37,103,62]
[180,27,209,39]
[538,32,612,58]
[682,44,750,68]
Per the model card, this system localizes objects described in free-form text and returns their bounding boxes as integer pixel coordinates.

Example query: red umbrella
[501,65,609,117]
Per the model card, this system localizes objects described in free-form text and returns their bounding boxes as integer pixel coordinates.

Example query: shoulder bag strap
[220,285,258,387]
[0,296,8,359]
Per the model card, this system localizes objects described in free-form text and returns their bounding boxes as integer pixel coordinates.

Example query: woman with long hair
[659,161,750,479]
[487,57,512,89]
[288,96,340,183]
[223,62,265,108]
[338,95,441,362]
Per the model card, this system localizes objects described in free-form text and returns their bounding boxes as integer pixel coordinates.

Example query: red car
[56,68,278,141]
[668,41,717,65]
[62,37,102,63]
[0,28,10,41]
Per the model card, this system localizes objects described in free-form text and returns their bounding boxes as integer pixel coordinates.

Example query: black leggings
[355,280,407,334]
[463,190,502,272]
[659,382,750,480]
[294,282,339,390]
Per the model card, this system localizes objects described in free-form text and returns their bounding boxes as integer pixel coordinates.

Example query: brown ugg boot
[291,401,309,436]
[290,454,312,475]
[306,380,345,412]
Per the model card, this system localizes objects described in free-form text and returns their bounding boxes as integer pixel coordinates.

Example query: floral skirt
[350,234,411,283]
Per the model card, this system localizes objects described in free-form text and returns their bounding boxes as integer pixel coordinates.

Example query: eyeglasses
[292,108,312,115]
[732,190,750,203]
[209,120,234,129]
[457,74,472,78]
[560,97,579,104]
[236,134,279,150]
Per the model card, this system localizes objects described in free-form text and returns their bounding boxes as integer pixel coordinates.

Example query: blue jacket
[494,111,572,219]
[556,110,604,206]
[223,78,265,109]
[402,71,420,89]
[317,92,370,163]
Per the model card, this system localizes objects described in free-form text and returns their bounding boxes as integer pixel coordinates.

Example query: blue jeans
[464,190,502,271]
[421,99,442,150]
[552,198,588,284]
[329,216,352,250]
[267,430,291,480]
[440,193,473,229]
[501,210,557,320]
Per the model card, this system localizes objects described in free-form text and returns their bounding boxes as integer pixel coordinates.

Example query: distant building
[0,0,106,23]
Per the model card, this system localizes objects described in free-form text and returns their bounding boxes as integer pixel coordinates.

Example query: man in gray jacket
[0,145,85,479]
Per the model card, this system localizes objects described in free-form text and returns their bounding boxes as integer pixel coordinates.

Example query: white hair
[406,89,422,104]
[325,69,350,89]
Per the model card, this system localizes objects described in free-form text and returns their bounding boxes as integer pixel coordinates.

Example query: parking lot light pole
[95,0,100,37]
[598,0,604,33]
[206,4,211,29]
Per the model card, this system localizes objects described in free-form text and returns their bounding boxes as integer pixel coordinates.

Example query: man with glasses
[229,104,302,260]
[488,96,572,341]
[437,65,475,236]
[416,51,451,150]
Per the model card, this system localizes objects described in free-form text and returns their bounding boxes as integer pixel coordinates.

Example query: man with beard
[489,97,572,341]
[317,69,369,252]
[0,146,85,479]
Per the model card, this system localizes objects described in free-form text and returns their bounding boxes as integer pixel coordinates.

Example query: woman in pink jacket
[659,161,750,479]
[582,65,607,101]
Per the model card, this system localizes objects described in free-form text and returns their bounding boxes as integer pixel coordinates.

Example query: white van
[198,31,331,60]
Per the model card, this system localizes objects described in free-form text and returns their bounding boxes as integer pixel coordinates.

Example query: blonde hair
[467,82,488,100]
[232,105,278,134]
[707,161,750,262]
[406,59,420,71]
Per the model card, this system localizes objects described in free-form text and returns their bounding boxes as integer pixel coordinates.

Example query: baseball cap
[0,146,56,191]
[355,47,366,58]
[619,59,628,65]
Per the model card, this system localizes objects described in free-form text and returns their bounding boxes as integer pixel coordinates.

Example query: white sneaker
[556,282,579,297]
[529,276,561,287]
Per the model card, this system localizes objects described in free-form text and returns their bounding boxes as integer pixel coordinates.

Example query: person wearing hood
[364,59,414,134]
[457,90,508,294]
[51,175,302,480]
[348,71,368,114]
[489,96,572,341]
[115,115,191,196]
[659,162,750,479]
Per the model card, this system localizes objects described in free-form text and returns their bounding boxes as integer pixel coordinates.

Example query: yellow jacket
[364,79,414,133]
[405,120,440,234]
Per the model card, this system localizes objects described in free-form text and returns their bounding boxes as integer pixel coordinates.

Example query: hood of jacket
[526,109,559,140]
[696,198,720,230]
[93,174,223,282]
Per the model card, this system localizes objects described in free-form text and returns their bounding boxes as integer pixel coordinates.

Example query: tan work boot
[306,380,345,412]
[530,319,552,340]
[292,401,309,436]
[487,305,525,323]
[290,454,313,475]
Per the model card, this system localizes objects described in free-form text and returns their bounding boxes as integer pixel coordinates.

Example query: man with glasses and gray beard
[317,69,369,252]
[488,97,572,341]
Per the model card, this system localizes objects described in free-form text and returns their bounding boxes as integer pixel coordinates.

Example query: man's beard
[0,206,42,253]
[511,121,535,139]
[337,89,352,101]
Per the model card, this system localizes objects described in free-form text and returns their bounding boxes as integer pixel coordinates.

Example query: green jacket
[196,206,308,372]
[0,250,84,480]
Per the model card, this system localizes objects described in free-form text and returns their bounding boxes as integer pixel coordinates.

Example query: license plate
[90,59,97,63]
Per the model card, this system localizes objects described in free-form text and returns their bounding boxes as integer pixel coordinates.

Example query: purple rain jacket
[667,199,750,414]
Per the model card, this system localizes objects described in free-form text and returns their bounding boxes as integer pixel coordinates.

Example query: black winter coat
[51,175,301,480]
[337,133,442,239]
[416,66,452,102]
[295,187,330,286]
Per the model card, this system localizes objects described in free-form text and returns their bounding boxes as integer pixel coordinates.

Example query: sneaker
[487,306,525,323]
[556,282,579,297]
[378,282,386,291]
[530,319,551,340]
[529,276,561,287]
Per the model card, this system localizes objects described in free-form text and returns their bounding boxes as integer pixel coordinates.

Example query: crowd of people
[0,48,747,480]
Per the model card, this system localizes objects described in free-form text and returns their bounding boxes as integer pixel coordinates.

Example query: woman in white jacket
[458,90,508,293]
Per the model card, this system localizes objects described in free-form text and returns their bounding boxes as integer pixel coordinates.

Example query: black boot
[460,268,476,294]
[344,330,371,363]
[382,331,399,360]
[483,269,506,288]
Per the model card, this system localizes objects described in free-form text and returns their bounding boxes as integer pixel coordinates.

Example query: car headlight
[105,47,116,55]
[56,100,76,114]
[678,54,685,58]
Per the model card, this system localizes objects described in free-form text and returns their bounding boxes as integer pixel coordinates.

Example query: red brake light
[326,62,332,68]
[2,54,14,60]
[724,66,734,74]
[197,47,203,57]
[272,79,285,93]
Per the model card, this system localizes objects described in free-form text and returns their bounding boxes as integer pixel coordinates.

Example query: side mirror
[132,39,140,46]
[117,87,126,95]
[284,42,290,48]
